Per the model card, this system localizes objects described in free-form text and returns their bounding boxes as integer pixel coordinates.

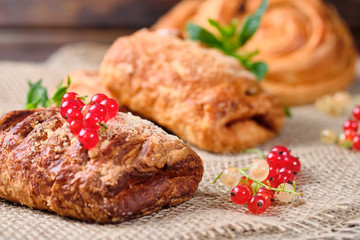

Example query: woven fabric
[0,43,360,240]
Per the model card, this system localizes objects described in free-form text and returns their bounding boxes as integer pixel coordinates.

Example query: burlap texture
[0,43,360,240]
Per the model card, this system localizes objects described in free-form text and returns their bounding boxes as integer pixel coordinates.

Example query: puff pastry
[99,29,284,153]
[153,0,357,105]
[0,108,203,223]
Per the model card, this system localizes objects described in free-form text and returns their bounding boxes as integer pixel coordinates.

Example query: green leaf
[238,0,268,47]
[25,77,71,109]
[224,19,238,38]
[284,106,292,118]
[208,19,227,37]
[186,0,269,82]
[25,80,49,110]
[249,62,268,81]
[48,77,71,107]
[186,22,222,49]
[242,50,260,60]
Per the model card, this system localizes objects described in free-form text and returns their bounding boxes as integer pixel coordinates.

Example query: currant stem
[238,168,301,196]
[213,172,223,184]
[243,148,266,160]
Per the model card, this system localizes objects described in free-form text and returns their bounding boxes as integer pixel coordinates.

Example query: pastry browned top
[0,108,203,223]
[100,29,285,153]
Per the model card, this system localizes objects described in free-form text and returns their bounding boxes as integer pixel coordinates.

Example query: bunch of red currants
[60,92,119,149]
[216,146,302,215]
[340,106,360,150]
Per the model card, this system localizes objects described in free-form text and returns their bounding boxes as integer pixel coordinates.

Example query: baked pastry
[99,29,284,153]
[153,0,358,105]
[62,69,129,112]
[0,108,203,223]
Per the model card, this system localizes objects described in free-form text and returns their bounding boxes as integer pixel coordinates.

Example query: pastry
[153,0,357,105]
[0,108,203,223]
[99,29,284,153]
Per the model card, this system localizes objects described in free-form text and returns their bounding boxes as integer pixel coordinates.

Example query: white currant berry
[249,159,269,182]
[320,129,337,144]
[338,133,353,149]
[220,167,241,188]
[333,91,350,107]
[275,183,294,203]
[315,95,332,113]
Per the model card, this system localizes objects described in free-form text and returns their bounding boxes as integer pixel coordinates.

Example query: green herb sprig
[186,0,268,81]
[26,77,71,109]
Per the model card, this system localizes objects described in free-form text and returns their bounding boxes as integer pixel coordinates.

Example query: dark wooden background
[0,0,359,62]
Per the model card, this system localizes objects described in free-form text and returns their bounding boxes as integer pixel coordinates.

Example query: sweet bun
[100,29,284,153]
[153,0,358,105]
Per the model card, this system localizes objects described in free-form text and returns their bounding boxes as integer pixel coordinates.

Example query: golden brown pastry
[100,29,284,153]
[153,0,358,105]
[0,108,203,223]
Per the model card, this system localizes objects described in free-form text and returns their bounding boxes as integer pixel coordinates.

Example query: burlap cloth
[0,43,360,240]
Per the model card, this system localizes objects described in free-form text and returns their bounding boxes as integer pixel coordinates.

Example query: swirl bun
[154,0,358,105]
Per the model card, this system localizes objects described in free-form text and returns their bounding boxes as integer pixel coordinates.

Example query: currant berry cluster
[320,105,360,151]
[215,146,302,215]
[339,106,360,150]
[60,92,119,149]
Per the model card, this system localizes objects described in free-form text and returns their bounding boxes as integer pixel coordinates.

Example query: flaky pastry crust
[0,108,203,223]
[100,29,284,153]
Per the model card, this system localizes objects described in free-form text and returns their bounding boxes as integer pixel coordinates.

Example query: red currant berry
[267,164,277,178]
[353,106,360,121]
[69,120,83,135]
[66,108,83,123]
[62,92,78,102]
[84,112,101,130]
[78,128,99,149]
[256,192,272,208]
[279,167,294,176]
[100,98,119,119]
[81,105,91,117]
[271,145,290,156]
[353,135,360,151]
[344,129,357,141]
[60,100,81,118]
[285,156,301,174]
[266,152,283,169]
[273,169,294,187]
[258,187,275,200]
[278,155,291,169]
[343,120,358,132]
[239,176,253,186]
[89,104,109,122]
[231,184,252,205]
[76,99,85,109]
[90,93,108,105]
[248,195,268,214]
